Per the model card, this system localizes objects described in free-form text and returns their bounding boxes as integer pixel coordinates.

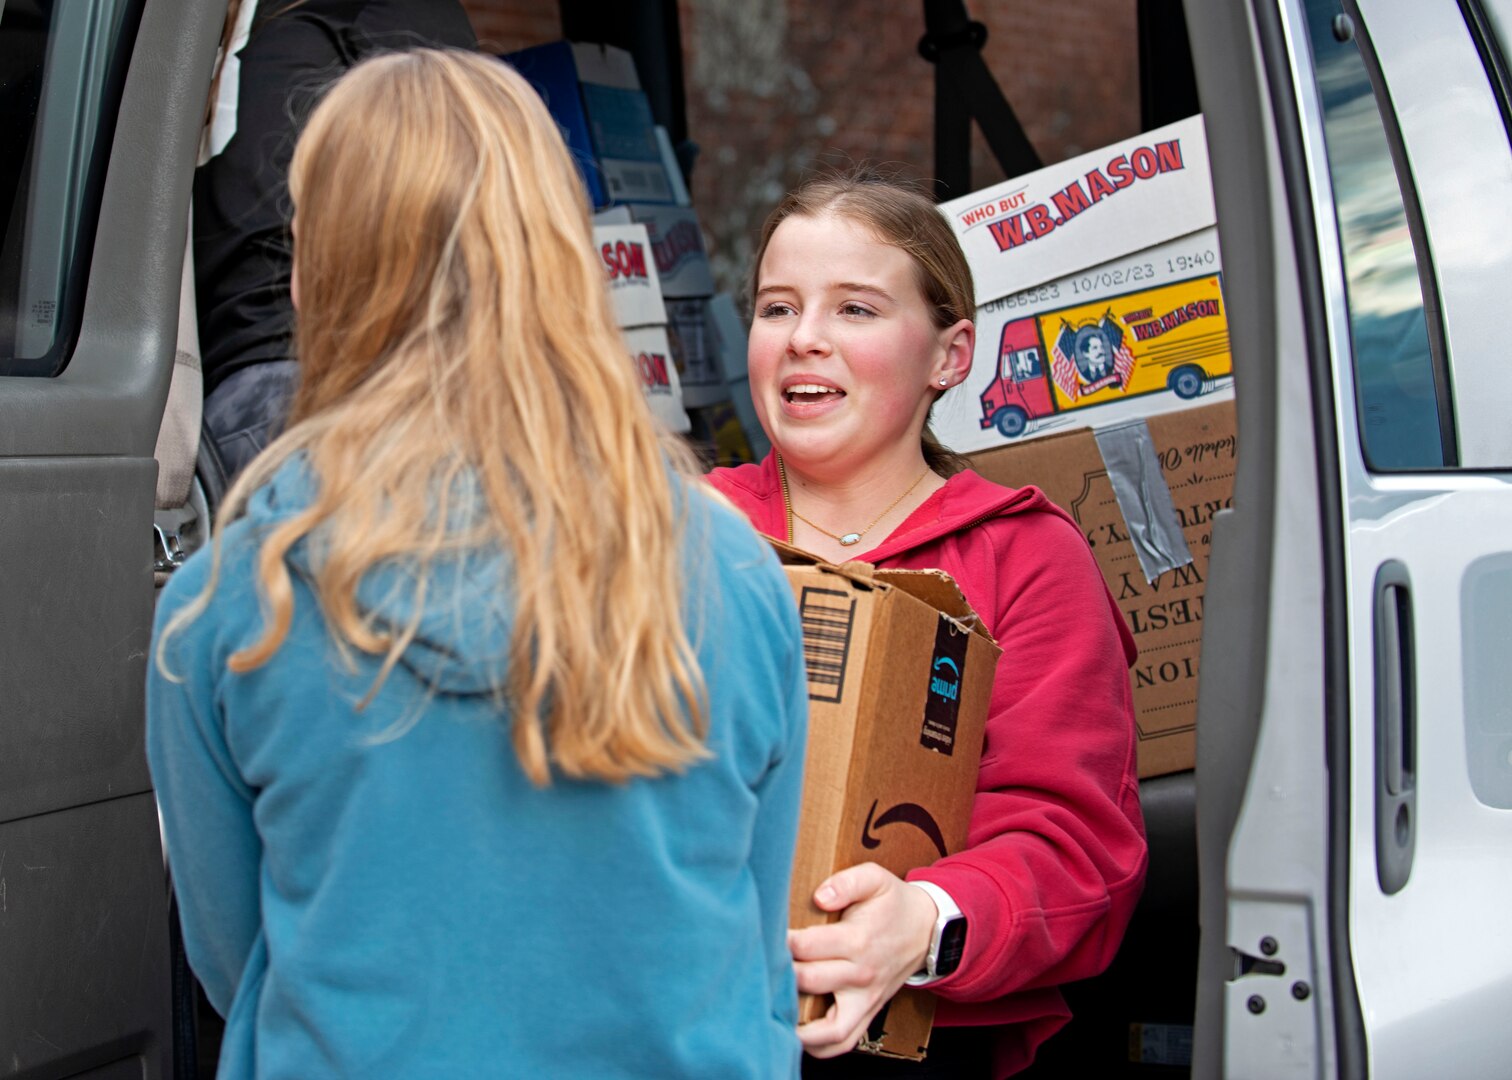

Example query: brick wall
[462,0,1141,294]
[460,3,559,53]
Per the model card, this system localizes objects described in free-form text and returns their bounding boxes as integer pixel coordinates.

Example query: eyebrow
[835,282,896,303]
[754,282,897,303]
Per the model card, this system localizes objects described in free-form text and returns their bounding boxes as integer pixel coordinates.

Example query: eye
[758,302,796,318]
[841,303,876,318]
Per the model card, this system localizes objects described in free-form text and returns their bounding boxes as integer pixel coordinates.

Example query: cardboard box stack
[774,541,999,1060]
[597,204,761,466]
[970,401,1235,777]
[509,40,758,442]
[506,39,765,460]
[700,293,770,461]
[503,42,677,209]
[595,221,689,433]
[933,115,1236,777]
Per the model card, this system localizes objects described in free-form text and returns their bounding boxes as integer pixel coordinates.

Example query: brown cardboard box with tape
[968,400,1236,777]
[773,541,999,1060]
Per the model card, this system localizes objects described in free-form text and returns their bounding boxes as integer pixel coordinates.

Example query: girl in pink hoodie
[708,173,1148,1079]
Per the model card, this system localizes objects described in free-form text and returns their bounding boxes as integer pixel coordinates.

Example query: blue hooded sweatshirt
[148,462,807,1078]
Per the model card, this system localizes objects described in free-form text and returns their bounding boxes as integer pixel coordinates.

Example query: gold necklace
[780,457,932,548]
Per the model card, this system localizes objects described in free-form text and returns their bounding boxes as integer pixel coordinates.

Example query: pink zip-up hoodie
[709,454,1148,1077]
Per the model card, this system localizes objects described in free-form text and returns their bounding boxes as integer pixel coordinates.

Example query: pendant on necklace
[839,533,862,546]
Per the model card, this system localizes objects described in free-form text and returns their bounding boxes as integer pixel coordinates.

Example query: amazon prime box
[774,541,999,1060]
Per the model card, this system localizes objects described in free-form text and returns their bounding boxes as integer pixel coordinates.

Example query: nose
[786,309,831,358]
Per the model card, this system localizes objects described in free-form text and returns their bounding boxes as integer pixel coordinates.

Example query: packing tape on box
[1093,420,1193,584]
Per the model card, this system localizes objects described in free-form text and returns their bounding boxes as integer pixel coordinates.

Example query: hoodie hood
[245,459,516,698]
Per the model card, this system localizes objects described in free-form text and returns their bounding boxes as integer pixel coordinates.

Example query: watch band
[905,881,966,987]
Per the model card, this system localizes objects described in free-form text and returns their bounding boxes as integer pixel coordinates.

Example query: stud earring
[938,377,949,387]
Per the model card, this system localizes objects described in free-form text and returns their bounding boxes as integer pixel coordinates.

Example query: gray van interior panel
[0,458,155,825]
[0,1,224,1074]
[0,792,170,1076]
[0,0,222,457]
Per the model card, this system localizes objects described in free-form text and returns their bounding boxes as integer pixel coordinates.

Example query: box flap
[768,538,997,645]
[767,538,883,591]
[874,568,998,646]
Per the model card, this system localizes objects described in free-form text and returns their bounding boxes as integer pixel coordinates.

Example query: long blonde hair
[163,49,708,785]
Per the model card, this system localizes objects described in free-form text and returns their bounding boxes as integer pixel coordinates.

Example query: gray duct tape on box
[1093,420,1193,583]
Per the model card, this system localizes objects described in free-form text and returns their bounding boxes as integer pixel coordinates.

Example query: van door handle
[1373,562,1416,895]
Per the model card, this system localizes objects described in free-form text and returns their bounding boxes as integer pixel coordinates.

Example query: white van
[1,1,1507,1076]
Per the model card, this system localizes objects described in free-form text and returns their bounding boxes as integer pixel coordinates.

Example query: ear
[932,318,975,392]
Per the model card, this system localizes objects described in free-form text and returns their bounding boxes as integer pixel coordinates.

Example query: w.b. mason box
[771,541,999,1061]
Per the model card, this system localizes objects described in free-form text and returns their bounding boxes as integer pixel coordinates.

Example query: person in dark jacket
[195,0,476,478]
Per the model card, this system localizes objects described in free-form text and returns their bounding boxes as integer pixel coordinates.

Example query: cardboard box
[623,324,689,434]
[933,226,1233,455]
[705,292,771,461]
[968,400,1236,777]
[593,223,689,430]
[774,542,999,1060]
[930,117,1230,458]
[684,401,756,468]
[503,42,675,208]
[595,223,666,329]
[938,115,1214,305]
[594,204,715,298]
[666,297,723,403]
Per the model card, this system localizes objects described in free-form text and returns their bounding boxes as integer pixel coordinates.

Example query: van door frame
[1182,0,1368,1076]
[0,0,223,1072]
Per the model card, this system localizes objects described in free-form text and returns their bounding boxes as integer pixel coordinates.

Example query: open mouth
[784,383,846,405]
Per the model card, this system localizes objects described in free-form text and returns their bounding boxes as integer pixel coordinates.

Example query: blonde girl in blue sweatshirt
[148,49,807,1079]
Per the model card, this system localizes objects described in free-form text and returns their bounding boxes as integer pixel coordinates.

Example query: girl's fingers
[792,957,858,996]
[788,922,865,962]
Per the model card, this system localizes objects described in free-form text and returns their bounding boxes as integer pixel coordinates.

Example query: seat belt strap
[154,225,202,514]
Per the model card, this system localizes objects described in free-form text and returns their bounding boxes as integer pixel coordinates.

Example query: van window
[0,0,141,377]
[1304,0,1452,470]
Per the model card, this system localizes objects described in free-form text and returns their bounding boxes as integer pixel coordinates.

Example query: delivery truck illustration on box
[978,274,1232,439]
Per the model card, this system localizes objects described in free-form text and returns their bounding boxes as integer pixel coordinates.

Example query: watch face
[936,917,967,976]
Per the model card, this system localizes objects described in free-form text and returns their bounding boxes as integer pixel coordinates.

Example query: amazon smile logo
[930,656,960,702]
[920,619,969,756]
[860,799,948,859]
